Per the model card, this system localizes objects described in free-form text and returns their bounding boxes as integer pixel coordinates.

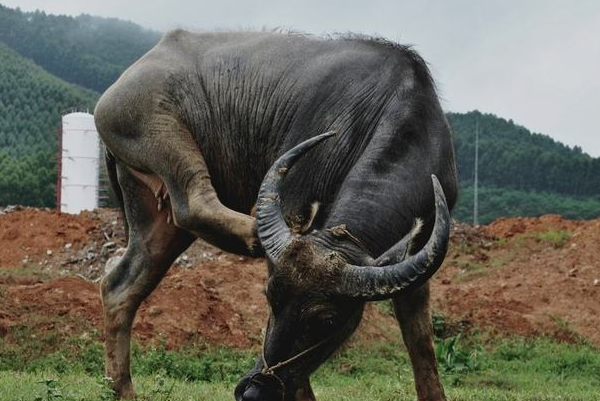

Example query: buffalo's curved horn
[338,175,450,300]
[256,132,336,262]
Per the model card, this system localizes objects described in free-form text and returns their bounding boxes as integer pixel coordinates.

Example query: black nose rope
[248,331,332,401]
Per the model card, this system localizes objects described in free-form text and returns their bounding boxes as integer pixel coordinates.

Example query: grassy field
[1,332,600,401]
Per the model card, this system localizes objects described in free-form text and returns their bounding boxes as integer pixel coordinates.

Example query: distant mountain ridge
[0,4,160,92]
[0,3,598,222]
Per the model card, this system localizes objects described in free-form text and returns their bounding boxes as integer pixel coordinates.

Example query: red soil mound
[0,208,99,268]
[0,208,397,348]
[1,208,599,348]
[482,214,580,238]
[433,216,600,344]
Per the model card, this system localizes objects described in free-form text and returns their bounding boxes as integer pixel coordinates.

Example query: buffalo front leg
[295,380,317,401]
[392,283,446,401]
[101,163,194,398]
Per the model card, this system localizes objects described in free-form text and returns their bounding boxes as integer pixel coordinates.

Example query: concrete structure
[58,112,101,214]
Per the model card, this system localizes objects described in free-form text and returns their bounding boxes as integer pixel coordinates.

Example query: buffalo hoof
[110,379,135,400]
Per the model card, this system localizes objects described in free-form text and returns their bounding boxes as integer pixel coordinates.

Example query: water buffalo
[94,30,457,401]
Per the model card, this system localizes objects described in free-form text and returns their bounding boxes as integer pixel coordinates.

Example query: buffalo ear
[374,218,423,266]
[299,201,320,234]
[338,175,450,301]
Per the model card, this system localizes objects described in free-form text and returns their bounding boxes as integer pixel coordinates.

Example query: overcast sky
[4,0,600,156]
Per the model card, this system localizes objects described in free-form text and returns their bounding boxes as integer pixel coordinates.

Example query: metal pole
[473,117,479,226]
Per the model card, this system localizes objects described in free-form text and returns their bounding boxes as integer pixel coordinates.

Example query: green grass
[536,230,571,248]
[1,334,600,401]
[508,229,571,250]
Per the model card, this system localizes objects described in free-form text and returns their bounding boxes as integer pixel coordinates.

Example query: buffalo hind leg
[393,283,446,401]
[158,126,260,255]
[107,117,260,256]
[101,163,194,398]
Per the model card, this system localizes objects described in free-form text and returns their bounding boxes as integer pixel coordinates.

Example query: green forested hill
[0,4,160,92]
[0,41,98,206]
[450,111,600,223]
[450,112,600,197]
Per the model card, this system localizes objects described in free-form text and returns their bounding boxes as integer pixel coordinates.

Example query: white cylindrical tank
[59,112,100,214]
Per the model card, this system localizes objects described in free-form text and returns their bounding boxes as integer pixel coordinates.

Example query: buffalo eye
[301,309,337,335]
[311,316,334,333]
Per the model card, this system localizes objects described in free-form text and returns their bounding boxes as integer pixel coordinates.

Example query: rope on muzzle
[247,332,332,401]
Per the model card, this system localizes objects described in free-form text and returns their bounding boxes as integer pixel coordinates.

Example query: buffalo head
[235,133,450,401]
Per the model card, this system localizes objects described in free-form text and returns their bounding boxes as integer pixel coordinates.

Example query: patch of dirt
[0,209,396,348]
[0,207,100,268]
[0,252,395,348]
[0,261,264,348]
[1,208,599,349]
[432,216,600,344]
[482,214,579,238]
